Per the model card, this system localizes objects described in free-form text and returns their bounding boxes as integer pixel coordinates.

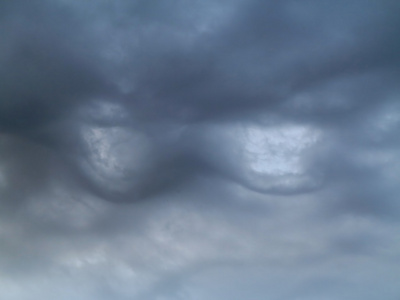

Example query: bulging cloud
[1,0,400,299]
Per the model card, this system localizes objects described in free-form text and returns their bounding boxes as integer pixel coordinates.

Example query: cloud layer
[1,0,400,299]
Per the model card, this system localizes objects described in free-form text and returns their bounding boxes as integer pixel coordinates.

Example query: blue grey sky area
[0,0,400,299]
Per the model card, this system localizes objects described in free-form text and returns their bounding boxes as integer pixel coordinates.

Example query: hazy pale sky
[1,0,400,299]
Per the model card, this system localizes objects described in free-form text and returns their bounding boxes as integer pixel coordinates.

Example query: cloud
[1,0,400,299]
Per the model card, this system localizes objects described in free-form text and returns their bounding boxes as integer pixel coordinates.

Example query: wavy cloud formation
[1,0,400,299]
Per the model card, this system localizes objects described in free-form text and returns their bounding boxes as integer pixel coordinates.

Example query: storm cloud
[1,0,400,299]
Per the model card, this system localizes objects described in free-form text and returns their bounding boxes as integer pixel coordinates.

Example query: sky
[1,0,400,299]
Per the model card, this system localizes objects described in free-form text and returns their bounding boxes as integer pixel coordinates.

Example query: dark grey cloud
[1,0,400,299]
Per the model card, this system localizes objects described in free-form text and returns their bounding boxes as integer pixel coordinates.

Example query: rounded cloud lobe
[1,0,400,299]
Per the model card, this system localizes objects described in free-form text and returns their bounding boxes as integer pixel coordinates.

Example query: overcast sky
[1,0,400,299]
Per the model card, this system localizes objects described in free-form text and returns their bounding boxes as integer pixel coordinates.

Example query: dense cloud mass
[1,0,400,299]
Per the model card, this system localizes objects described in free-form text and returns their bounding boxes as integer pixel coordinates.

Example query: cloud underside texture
[1,0,400,299]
